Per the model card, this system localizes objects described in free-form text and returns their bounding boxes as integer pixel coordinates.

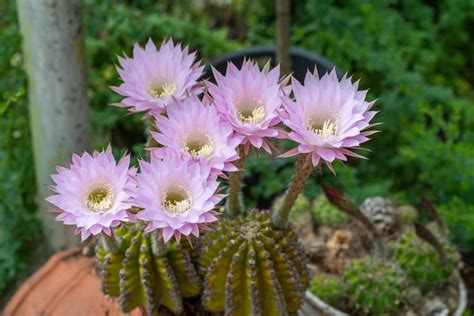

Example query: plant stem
[226,146,245,217]
[273,154,313,228]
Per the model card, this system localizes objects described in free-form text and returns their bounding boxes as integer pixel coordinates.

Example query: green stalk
[226,146,245,217]
[272,154,313,228]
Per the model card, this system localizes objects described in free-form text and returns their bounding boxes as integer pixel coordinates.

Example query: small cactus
[95,224,201,314]
[344,256,406,315]
[312,194,348,227]
[309,273,345,307]
[199,210,310,315]
[394,231,459,294]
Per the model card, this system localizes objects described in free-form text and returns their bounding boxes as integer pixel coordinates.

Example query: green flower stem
[226,146,245,217]
[101,232,119,253]
[273,154,313,228]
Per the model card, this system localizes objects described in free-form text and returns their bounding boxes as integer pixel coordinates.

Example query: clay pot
[3,248,140,316]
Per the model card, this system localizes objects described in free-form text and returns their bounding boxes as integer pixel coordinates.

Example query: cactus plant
[344,256,407,315]
[95,224,201,314]
[394,231,459,294]
[309,273,345,307]
[312,194,348,227]
[198,210,310,315]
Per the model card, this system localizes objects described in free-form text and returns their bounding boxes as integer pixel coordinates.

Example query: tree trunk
[17,0,90,250]
[276,0,292,75]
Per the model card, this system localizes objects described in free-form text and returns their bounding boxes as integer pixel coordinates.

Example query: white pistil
[307,119,338,140]
[86,185,114,213]
[161,186,192,215]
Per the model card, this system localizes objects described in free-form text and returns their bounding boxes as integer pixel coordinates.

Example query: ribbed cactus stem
[273,154,313,228]
[226,146,245,217]
[199,210,310,315]
[96,225,201,314]
[101,232,119,253]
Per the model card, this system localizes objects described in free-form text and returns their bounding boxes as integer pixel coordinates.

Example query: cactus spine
[95,224,200,314]
[199,210,310,315]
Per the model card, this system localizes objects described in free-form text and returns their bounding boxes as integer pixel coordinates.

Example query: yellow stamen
[307,119,338,140]
[149,81,176,99]
[86,185,114,213]
[161,186,192,215]
[184,130,214,158]
[238,106,266,125]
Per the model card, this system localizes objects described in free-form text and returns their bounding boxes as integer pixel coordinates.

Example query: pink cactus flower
[45,147,136,241]
[207,60,286,154]
[151,96,240,177]
[132,150,222,242]
[281,69,378,171]
[112,38,204,115]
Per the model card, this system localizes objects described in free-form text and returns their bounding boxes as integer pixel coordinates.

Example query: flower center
[86,185,114,213]
[184,130,214,158]
[148,80,176,99]
[236,98,266,125]
[306,119,338,140]
[161,186,192,215]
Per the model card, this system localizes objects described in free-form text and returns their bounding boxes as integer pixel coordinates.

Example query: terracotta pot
[3,248,140,316]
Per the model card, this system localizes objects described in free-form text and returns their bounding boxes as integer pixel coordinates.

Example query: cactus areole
[45,38,378,314]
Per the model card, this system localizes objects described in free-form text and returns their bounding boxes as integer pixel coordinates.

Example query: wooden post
[276,0,292,75]
[17,0,90,250]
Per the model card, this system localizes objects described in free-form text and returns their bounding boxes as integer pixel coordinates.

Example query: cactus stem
[101,231,119,253]
[273,154,313,228]
[226,145,245,217]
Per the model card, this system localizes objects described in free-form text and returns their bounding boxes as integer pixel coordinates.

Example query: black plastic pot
[202,45,343,83]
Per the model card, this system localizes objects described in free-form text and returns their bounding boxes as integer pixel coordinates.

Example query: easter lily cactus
[46,38,377,315]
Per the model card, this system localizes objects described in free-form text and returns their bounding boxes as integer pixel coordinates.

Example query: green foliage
[395,231,459,294]
[312,194,348,227]
[439,198,474,253]
[344,257,406,315]
[199,210,310,315]
[95,224,200,314]
[0,1,40,292]
[309,273,345,307]
[0,88,39,292]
